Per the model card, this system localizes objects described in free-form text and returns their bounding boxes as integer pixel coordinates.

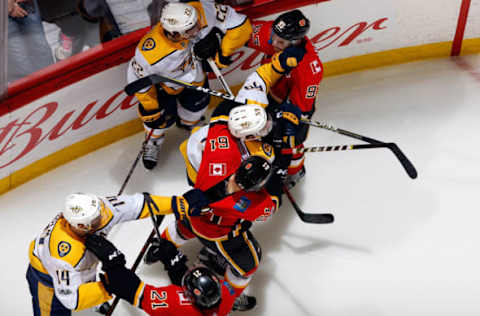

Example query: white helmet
[63,193,102,232]
[160,2,198,35]
[228,105,272,140]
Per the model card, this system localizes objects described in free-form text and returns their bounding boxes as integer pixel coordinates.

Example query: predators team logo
[58,241,71,257]
[142,38,156,51]
[262,143,273,157]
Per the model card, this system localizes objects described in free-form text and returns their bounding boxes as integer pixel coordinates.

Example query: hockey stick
[283,186,334,224]
[301,120,418,179]
[125,75,417,179]
[106,129,154,315]
[281,143,389,155]
[207,58,234,96]
[106,197,165,316]
[117,129,154,195]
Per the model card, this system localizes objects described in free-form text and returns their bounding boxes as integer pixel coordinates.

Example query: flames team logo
[299,19,306,27]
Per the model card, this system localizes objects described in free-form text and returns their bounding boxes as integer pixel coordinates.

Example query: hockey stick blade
[386,143,418,179]
[283,187,334,224]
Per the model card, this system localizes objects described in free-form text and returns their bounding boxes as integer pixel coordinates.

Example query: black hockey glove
[193,27,222,60]
[144,238,189,286]
[85,234,126,270]
[272,44,307,74]
[171,188,210,221]
[99,265,141,305]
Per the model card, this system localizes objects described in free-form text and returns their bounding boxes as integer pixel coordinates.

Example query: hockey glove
[144,238,188,285]
[193,27,222,60]
[272,44,307,74]
[99,265,141,305]
[85,234,126,270]
[171,188,210,221]
[215,49,234,69]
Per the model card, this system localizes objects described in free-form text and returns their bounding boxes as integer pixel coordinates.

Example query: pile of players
[26,1,323,315]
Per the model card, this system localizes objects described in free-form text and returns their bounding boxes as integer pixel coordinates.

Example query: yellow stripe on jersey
[132,281,145,307]
[220,17,252,57]
[95,201,113,231]
[244,140,275,164]
[138,195,174,218]
[180,138,198,184]
[49,218,86,267]
[135,87,159,112]
[245,98,268,108]
[137,24,187,66]
[75,281,112,311]
[209,114,229,124]
[38,281,54,314]
[29,240,48,274]
[255,62,284,93]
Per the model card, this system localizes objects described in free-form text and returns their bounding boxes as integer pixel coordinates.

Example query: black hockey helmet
[234,155,272,192]
[272,10,310,41]
[182,267,222,309]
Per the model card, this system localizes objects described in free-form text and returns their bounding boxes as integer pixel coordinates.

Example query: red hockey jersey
[139,280,237,316]
[248,20,324,114]
[190,115,278,239]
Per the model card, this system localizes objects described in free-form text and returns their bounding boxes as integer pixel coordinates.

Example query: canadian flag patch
[209,163,226,176]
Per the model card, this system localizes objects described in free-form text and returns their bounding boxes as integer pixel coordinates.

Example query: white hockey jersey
[127,0,251,111]
[28,193,153,310]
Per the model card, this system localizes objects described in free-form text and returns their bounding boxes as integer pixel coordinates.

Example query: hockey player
[84,233,254,315]
[26,192,183,315]
[248,9,323,188]
[127,1,252,170]
[142,45,306,308]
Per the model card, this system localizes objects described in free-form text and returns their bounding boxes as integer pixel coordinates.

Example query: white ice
[2,54,480,315]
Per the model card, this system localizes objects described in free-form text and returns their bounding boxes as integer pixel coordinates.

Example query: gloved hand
[171,188,210,221]
[193,27,222,60]
[85,234,126,270]
[215,49,234,68]
[272,44,307,73]
[144,238,188,286]
[99,265,141,305]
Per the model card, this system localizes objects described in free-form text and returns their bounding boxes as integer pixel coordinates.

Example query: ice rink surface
[2,54,480,315]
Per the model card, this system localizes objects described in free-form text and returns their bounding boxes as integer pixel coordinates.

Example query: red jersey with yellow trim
[140,280,237,316]
[248,20,324,113]
[189,113,277,239]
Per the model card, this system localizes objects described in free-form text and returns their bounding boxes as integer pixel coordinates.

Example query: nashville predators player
[127,1,252,170]
[26,192,178,315]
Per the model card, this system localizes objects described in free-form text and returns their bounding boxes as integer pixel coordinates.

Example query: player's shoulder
[48,217,86,267]
[136,24,186,66]
[244,140,274,164]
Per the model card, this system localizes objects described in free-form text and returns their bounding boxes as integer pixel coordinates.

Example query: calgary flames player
[141,44,307,310]
[248,9,324,188]
[85,233,252,315]
[127,1,252,170]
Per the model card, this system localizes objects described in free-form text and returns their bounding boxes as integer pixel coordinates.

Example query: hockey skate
[198,246,228,276]
[233,294,257,311]
[285,166,306,190]
[142,136,164,170]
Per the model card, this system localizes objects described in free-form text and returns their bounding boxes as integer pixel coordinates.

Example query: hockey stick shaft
[207,58,234,96]
[125,74,417,179]
[117,129,154,195]
[106,229,156,315]
[107,202,165,315]
[302,119,418,179]
[283,186,334,224]
[282,143,388,155]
